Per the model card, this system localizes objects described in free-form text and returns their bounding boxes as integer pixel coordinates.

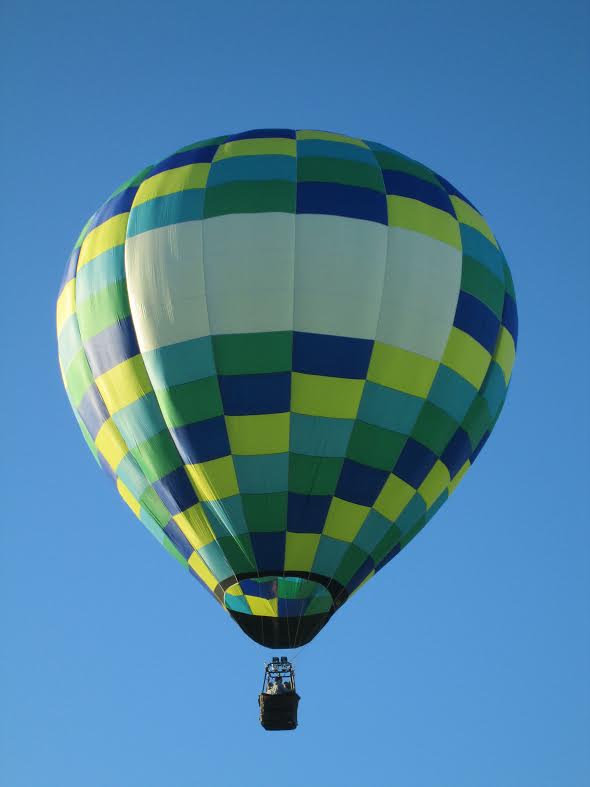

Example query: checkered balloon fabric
[57,129,517,648]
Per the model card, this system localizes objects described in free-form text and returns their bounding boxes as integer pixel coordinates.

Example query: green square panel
[203,180,296,217]
[461,255,505,318]
[502,259,516,299]
[241,492,288,533]
[213,332,292,375]
[371,524,402,566]
[312,535,349,577]
[76,281,131,340]
[333,544,369,586]
[156,377,223,428]
[400,515,427,548]
[139,486,172,526]
[411,401,459,456]
[297,157,384,192]
[461,395,493,449]
[216,534,257,574]
[354,510,397,555]
[347,421,407,471]
[177,136,227,154]
[65,350,94,406]
[130,431,182,483]
[305,595,333,615]
[372,150,441,186]
[162,536,188,567]
[288,453,343,496]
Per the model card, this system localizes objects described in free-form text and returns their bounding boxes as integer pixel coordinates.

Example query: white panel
[125,221,210,352]
[377,227,462,360]
[293,214,388,339]
[202,213,295,334]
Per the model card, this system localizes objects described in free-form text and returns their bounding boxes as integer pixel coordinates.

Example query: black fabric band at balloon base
[229,609,333,648]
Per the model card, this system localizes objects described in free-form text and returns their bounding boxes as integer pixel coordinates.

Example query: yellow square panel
[186,456,239,501]
[214,138,296,159]
[56,279,76,336]
[367,343,438,398]
[134,163,210,206]
[494,326,516,384]
[323,497,370,542]
[224,583,244,597]
[77,213,129,270]
[246,596,278,617]
[95,355,153,415]
[117,478,141,518]
[173,503,216,550]
[225,413,289,455]
[296,130,369,148]
[448,460,470,495]
[387,196,461,250]
[95,419,128,470]
[291,372,364,419]
[188,551,218,592]
[450,196,498,247]
[442,328,491,389]
[417,460,451,509]
[284,532,321,572]
[374,473,415,520]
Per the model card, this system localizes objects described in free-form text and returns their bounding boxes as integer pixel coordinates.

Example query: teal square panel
[312,535,350,577]
[289,414,355,457]
[234,454,289,494]
[142,337,216,390]
[357,382,423,434]
[427,365,478,423]
[202,496,250,538]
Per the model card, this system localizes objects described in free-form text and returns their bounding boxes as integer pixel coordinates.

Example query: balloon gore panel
[57,129,518,647]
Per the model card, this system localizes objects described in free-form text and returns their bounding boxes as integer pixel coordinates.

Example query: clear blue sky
[1,1,588,785]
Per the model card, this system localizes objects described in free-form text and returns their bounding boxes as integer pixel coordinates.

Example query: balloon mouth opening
[222,575,341,648]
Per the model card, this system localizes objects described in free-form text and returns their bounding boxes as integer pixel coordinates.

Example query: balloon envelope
[56,129,517,647]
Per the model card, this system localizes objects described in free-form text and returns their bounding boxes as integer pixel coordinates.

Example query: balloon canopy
[56,129,517,648]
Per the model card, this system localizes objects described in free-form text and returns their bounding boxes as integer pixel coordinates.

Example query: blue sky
[1,1,589,785]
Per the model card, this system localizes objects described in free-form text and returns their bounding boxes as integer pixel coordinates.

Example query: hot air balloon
[56,128,517,664]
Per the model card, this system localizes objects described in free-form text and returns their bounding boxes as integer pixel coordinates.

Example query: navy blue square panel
[164,519,194,560]
[502,293,518,346]
[98,453,117,482]
[225,128,296,141]
[278,598,307,617]
[250,532,286,572]
[297,182,388,225]
[434,173,478,210]
[152,466,199,515]
[441,428,472,478]
[172,416,230,464]
[293,332,373,378]
[60,248,79,290]
[470,430,490,464]
[382,170,454,215]
[85,187,139,237]
[149,144,219,176]
[77,384,110,439]
[453,291,500,354]
[287,493,332,533]
[240,578,276,599]
[218,373,291,415]
[347,556,375,592]
[393,439,437,488]
[335,460,388,507]
[84,317,141,377]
